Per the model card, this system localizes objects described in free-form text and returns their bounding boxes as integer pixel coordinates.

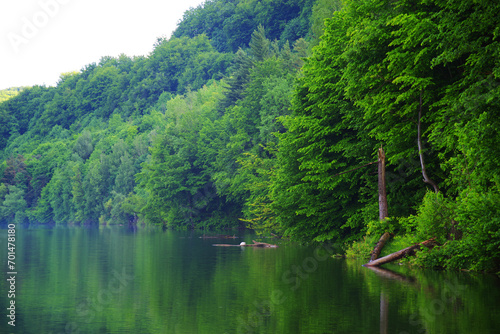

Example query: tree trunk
[364,238,436,267]
[370,147,391,262]
[378,146,388,221]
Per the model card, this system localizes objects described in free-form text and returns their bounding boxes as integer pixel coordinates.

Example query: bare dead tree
[378,146,388,220]
[418,91,439,193]
[370,146,391,262]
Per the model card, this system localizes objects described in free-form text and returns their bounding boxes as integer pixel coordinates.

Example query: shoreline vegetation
[1,0,499,273]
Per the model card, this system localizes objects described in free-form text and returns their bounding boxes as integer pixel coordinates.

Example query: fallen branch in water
[213,240,278,248]
[363,237,436,267]
[200,234,238,239]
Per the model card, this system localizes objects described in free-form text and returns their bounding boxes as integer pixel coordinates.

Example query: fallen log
[213,240,278,248]
[363,237,436,267]
[370,231,391,262]
[250,240,278,248]
[200,234,238,239]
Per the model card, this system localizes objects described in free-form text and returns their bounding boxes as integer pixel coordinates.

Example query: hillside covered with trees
[0,87,26,103]
[1,0,499,272]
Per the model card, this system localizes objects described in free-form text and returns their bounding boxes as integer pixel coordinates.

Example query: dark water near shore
[1,225,500,334]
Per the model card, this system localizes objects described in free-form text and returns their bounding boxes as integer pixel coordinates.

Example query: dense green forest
[1,0,499,272]
[0,87,26,103]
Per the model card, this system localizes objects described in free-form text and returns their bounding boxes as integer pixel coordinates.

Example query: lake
[1,224,500,334]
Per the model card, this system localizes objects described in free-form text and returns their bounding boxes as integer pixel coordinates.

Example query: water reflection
[365,266,417,284]
[0,225,499,334]
[365,266,417,334]
[360,262,500,334]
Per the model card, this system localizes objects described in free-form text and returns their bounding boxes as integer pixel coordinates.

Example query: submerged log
[200,234,238,239]
[213,240,278,248]
[250,240,278,248]
[363,238,436,267]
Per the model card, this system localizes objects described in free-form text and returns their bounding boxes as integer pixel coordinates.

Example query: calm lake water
[1,225,500,334]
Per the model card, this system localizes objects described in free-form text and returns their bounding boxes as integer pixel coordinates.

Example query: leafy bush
[453,190,500,271]
[366,217,403,237]
[411,190,500,272]
[413,191,455,244]
[345,235,375,260]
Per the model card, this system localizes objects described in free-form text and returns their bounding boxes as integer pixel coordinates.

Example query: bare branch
[418,91,439,193]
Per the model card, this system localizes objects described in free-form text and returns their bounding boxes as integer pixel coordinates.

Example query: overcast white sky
[0,0,206,90]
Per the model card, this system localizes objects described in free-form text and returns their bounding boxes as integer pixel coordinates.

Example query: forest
[0,0,499,272]
[0,87,25,103]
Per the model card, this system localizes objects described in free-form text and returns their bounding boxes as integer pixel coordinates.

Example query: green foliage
[0,185,27,223]
[0,87,26,103]
[415,190,500,272]
[366,218,401,239]
[138,83,232,228]
[0,183,7,202]
[249,25,271,62]
[237,148,280,234]
[144,35,220,95]
[269,0,500,271]
[269,10,378,242]
[309,0,341,44]
[219,49,254,110]
[173,0,315,53]
[43,163,75,223]
[413,192,455,244]
[1,0,499,272]
[345,236,375,259]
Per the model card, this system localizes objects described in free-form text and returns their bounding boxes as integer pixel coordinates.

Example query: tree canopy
[1,0,499,272]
